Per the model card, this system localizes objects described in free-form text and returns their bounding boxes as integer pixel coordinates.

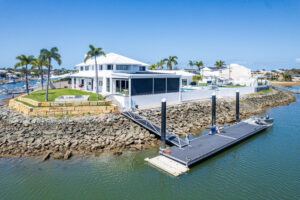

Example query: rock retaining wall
[9,99,118,117]
[0,89,296,160]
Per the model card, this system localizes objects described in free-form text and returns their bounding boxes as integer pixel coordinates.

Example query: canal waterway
[0,84,299,200]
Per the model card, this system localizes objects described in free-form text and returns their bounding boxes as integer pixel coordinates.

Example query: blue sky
[0,0,300,70]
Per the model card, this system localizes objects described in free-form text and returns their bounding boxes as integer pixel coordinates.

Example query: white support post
[179,77,182,102]
[71,78,74,89]
[129,77,132,108]
[85,78,88,91]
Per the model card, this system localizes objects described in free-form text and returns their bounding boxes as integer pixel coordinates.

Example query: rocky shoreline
[0,89,296,160]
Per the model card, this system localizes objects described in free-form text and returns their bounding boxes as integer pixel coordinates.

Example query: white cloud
[296,58,300,63]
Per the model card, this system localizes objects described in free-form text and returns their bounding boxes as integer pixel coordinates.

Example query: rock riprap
[0,89,295,160]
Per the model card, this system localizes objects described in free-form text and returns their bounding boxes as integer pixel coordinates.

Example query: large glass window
[106,78,110,92]
[154,78,166,94]
[116,65,130,70]
[92,65,94,71]
[115,79,128,94]
[131,78,153,96]
[139,66,146,71]
[85,66,89,71]
[167,78,180,92]
[80,66,84,71]
[182,79,187,86]
[98,65,102,70]
[107,65,113,70]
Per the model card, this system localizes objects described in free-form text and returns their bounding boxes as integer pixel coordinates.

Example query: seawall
[0,89,296,160]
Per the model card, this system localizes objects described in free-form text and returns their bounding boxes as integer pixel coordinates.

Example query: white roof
[77,52,149,67]
[149,70,195,77]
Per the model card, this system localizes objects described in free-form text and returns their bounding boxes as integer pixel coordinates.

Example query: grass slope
[23,89,103,102]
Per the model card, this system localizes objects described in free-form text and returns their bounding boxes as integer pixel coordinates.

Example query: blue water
[0,85,299,199]
[0,80,38,101]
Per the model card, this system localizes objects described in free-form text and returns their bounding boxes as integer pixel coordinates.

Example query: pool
[181,88,195,92]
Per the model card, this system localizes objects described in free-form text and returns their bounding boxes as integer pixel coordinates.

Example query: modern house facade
[70,53,182,108]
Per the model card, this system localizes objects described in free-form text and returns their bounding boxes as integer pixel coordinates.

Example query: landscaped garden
[23,88,104,102]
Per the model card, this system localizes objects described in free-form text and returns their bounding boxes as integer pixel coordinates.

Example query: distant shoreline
[271,81,300,86]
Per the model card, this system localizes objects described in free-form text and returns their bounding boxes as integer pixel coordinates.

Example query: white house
[70,53,182,108]
[202,64,252,86]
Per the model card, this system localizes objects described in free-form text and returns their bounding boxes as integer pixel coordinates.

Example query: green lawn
[23,89,104,102]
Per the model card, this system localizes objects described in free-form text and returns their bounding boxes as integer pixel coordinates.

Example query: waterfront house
[70,53,181,108]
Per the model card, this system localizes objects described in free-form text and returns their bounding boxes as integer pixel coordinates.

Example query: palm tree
[84,45,105,101]
[31,53,47,90]
[189,60,204,77]
[15,55,35,95]
[163,56,178,70]
[158,60,165,69]
[148,64,157,70]
[215,60,226,78]
[40,47,62,101]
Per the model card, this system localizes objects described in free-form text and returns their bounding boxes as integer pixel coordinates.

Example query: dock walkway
[122,111,189,148]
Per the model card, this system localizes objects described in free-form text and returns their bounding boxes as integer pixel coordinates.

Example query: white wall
[131,93,180,108]
[181,87,254,102]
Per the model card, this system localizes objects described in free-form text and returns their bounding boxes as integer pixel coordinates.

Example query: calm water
[0,86,299,200]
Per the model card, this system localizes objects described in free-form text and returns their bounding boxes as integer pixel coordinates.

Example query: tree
[84,45,105,101]
[31,52,48,90]
[157,60,165,69]
[189,60,204,77]
[40,47,62,101]
[192,75,202,83]
[148,64,157,70]
[14,55,35,95]
[163,56,178,70]
[215,60,226,77]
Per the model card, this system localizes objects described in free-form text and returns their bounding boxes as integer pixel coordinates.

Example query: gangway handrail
[122,111,189,148]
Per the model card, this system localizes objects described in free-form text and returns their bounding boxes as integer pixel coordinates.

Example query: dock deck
[161,121,269,166]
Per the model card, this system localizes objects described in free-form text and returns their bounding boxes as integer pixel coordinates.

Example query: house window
[139,66,146,71]
[80,66,84,71]
[99,80,103,86]
[182,79,187,86]
[85,66,89,71]
[98,65,102,70]
[107,65,113,70]
[116,65,129,70]
[81,79,85,86]
[106,78,110,92]
[92,65,94,70]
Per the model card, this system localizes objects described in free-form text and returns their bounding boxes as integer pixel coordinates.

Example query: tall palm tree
[189,60,204,77]
[215,60,226,77]
[157,60,165,69]
[31,53,47,90]
[15,55,35,95]
[40,47,62,101]
[163,56,178,70]
[84,45,105,101]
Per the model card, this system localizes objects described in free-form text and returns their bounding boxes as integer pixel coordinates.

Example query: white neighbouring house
[70,53,182,108]
[201,64,252,86]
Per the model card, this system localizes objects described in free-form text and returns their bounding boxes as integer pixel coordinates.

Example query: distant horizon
[0,0,299,70]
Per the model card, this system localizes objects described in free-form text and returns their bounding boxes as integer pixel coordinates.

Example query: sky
[0,0,300,70]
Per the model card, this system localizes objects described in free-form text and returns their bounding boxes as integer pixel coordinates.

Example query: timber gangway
[122,111,189,148]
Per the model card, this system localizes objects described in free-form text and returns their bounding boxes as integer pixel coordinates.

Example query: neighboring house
[70,53,181,108]
[292,74,300,82]
[202,64,252,86]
